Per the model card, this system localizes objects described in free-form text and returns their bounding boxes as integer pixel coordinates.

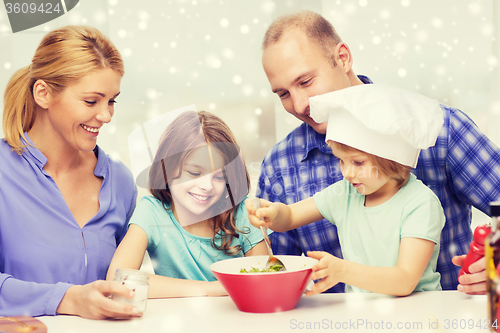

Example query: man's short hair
[262,10,342,67]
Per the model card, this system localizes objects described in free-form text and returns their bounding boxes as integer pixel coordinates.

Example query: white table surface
[38,291,489,333]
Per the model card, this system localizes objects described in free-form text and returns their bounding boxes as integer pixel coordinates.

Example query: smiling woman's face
[41,68,122,152]
[169,145,227,225]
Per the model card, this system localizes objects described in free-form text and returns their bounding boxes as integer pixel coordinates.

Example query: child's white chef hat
[309,84,444,168]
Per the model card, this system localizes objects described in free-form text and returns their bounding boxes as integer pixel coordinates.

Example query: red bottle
[459,224,491,279]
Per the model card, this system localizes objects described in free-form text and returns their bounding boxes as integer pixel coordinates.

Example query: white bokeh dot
[432,17,443,29]
[138,21,147,30]
[205,35,211,41]
[491,102,500,115]
[482,24,493,37]
[138,11,149,21]
[261,1,275,14]
[255,108,262,116]
[242,85,254,96]
[169,67,176,74]
[436,66,446,76]
[109,0,118,5]
[118,29,127,38]
[344,3,356,14]
[397,68,407,77]
[107,124,117,134]
[232,75,242,85]
[209,103,216,110]
[222,48,234,60]
[380,10,391,20]
[153,42,159,48]
[240,25,250,34]
[4,62,11,70]
[358,0,367,7]
[401,0,410,6]
[170,41,177,48]
[146,89,159,100]
[372,36,381,44]
[416,30,428,42]
[469,3,482,15]
[394,42,406,54]
[122,48,132,57]
[220,18,229,27]
[487,55,498,67]
[206,55,222,68]
[93,11,107,24]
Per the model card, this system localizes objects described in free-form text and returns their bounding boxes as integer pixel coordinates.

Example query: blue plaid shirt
[256,76,500,292]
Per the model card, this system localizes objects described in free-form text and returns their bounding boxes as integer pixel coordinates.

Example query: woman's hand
[56,280,142,320]
[453,255,487,295]
[305,251,344,296]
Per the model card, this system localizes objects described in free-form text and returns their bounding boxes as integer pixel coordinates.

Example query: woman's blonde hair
[329,141,411,187]
[3,25,124,154]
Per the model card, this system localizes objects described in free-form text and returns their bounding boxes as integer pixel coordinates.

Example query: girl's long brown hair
[149,111,251,255]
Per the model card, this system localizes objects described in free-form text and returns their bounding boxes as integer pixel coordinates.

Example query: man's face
[262,30,352,134]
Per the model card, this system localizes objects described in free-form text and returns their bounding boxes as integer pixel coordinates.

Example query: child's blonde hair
[328,141,411,186]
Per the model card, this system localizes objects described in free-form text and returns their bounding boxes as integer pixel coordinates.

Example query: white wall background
[1,0,498,230]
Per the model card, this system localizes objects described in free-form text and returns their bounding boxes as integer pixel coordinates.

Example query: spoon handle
[252,198,274,257]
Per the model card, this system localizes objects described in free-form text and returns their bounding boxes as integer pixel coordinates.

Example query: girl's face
[44,68,121,152]
[330,144,396,199]
[169,145,227,225]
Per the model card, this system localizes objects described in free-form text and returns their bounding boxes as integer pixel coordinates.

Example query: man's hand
[453,255,486,295]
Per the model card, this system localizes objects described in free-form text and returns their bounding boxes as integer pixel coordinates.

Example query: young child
[108,110,267,297]
[247,84,446,296]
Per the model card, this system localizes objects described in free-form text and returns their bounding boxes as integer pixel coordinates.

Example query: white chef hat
[309,84,444,168]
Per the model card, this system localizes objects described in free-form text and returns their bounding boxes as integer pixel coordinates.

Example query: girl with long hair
[107,110,267,297]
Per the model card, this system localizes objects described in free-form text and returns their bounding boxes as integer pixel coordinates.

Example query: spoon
[252,198,286,272]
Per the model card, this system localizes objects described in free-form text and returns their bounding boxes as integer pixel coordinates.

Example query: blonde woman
[0,26,138,319]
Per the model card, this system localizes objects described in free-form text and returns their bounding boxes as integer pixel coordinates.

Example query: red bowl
[211,255,317,313]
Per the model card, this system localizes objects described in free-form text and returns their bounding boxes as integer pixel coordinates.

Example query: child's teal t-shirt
[130,196,265,281]
[313,173,445,293]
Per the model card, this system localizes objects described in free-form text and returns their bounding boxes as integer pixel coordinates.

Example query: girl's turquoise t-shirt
[130,196,265,281]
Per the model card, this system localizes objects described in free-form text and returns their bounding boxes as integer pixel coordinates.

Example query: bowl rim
[210,255,317,275]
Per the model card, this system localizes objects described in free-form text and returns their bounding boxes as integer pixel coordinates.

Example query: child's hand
[305,251,343,296]
[245,198,278,228]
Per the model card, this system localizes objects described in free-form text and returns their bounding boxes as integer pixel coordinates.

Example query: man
[256,10,499,293]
